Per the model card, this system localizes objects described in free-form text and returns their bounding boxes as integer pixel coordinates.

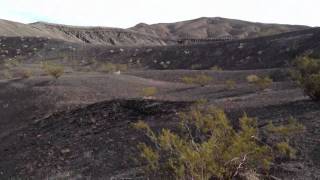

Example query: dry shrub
[210,65,223,71]
[246,74,259,83]
[42,62,64,79]
[4,59,20,69]
[19,69,33,79]
[292,56,320,101]
[254,76,273,90]
[181,74,213,87]
[225,80,236,89]
[142,87,158,97]
[247,75,272,90]
[101,63,128,73]
[2,69,12,79]
[133,106,304,179]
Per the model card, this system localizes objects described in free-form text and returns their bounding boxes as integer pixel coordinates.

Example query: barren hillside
[0,17,319,179]
[130,17,308,39]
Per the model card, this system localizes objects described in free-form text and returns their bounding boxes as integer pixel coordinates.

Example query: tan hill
[130,17,308,39]
[0,19,166,46]
[0,17,310,46]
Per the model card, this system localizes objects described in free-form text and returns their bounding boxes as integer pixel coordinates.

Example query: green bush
[2,69,12,79]
[101,63,117,73]
[133,106,304,179]
[210,65,223,71]
[19,69,33,79]
[246,74,259,83]
[142,87,158,97]
[101,63,128,73]
[254,76,273,90]
[225,80,236,89]
[292,56,320,101]
[42,62,64,79]
[3,59,20,69]
[181,74,213,87]
[247,74,273,90]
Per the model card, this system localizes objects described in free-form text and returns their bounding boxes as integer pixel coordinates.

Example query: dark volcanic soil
[0,19,320,179]
[0,99,191,179]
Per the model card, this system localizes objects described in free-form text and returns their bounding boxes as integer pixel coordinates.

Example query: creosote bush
[246,74,259,83]
[181,74,213,87]
[3,59,20,69]
[101,62,128,73]
[142,87,158,98]
[291,56,320,101]
[266,117,305,159]
[254,76,273,90]
[225,80,236,90]
[42,62,64,79]
[19,69,33,79]
[134,106,304,179]
[210,65,223,71]
[247,74,273,90]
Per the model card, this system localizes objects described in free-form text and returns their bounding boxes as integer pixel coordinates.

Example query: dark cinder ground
[0,20,320,179]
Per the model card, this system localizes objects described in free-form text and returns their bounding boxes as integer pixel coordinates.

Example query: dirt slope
[0,17,309,47]
[0,19,166,46]
[130,17,308,39]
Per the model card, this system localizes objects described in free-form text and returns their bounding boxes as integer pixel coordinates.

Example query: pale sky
[0,0,319,28]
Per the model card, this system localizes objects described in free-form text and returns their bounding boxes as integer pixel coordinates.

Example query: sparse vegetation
[246,74,259,83]
[190,64,202,70]
[19,69,33,79]
[247,74,273,90]
[210,65,223,71]
[291,56,320,101]
[254,76,273,90]
[101,63,128,73]
[142,87,158,98]
[2,69,12,79]
[3,59,20,69]
[266,117,305,159]
[42,62,64,79]
[134,105,304,179]
[101,63,117,73]
[225,80,236,89]
[181,74,213,86]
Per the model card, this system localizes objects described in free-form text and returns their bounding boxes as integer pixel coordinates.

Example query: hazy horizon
[0,0,319,28]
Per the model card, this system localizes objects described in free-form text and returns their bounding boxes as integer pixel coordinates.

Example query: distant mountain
[130,17,308,39]
[0,17,309,46]
[0,19,166,46]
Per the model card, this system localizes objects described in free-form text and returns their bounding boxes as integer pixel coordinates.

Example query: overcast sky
[0,0,319,28]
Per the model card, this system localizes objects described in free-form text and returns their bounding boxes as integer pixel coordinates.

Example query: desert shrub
[134,106,304,179]
[2,70,12,79]
[225,80,236,89]
[142,87,158,97]
[190,64,202,70]
[253,76,273,90]
[42,62,64,79]
[19,69,33,79]
[266,117,305,159]
[101,63,128,73]
[117,64,128,72]
[291,56,320,101]
[101,63,117,73]
[210,65,223,71]
[181,74,213,87]
[275,142,297,159]
[4,59,20,69]
[194,98,209,106]
[246,74,259,83]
